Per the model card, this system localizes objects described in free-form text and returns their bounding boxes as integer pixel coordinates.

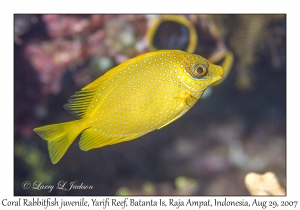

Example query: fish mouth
[210,65,224,83]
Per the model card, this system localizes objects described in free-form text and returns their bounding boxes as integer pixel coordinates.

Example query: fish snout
[210,64,224,83]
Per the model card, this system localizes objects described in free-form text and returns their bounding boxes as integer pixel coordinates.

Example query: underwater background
[14,14,286,195]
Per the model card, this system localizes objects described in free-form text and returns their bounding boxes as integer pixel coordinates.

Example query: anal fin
[79,128,112,151]
[79,127,150,151]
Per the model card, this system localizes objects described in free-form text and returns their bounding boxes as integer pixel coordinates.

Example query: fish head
[179,53,224,92]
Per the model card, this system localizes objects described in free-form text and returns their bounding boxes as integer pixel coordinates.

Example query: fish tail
[33,120,83,164]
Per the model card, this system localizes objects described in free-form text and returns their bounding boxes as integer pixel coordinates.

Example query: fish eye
[192,63,207,78]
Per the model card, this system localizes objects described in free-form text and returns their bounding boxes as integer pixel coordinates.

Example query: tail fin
[33,120,83,164]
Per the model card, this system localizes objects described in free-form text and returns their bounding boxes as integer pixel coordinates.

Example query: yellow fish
[34,50,223,164]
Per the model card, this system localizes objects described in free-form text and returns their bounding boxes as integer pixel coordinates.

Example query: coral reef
[23,15,148,95]
[25,38,87,94]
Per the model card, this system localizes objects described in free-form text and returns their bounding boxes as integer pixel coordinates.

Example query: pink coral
[24,15,148,95]
[25,38,86,94]
[42,14,103,38]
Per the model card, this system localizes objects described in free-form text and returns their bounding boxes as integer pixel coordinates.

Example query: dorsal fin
[63,64,125,118]
[63,89,96,118]
[63,59,133,118]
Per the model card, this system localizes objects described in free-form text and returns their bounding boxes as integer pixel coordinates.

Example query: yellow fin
[79,127,113,151]
[63,89,96,118]
[64,62,126,118]
[65,55,145,117]
[79,128,149,151]
[157,90,203,129]
[33,120,83,164]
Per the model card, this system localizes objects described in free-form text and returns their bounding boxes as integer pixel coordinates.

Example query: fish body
[34,50,223,164]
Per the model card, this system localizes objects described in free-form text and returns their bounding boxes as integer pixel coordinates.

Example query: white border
[1,0,298,209]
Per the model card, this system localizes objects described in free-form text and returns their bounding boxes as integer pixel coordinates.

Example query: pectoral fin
[157,90,204,130]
